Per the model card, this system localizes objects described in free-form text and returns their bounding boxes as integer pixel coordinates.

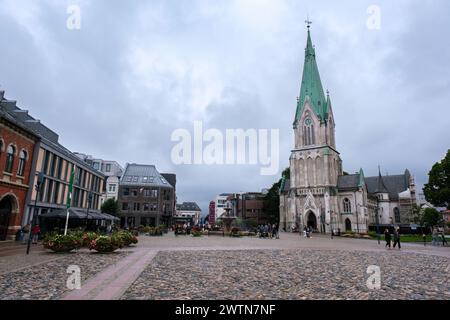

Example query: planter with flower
[43,233,82,253]
[191,226,202,237]
[117,231,138,246]
[81,232,99,247]
[89,235,123,253]
[230,227,241,237]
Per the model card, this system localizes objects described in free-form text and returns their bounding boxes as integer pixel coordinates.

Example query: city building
[118,164,175,228]
[74,153,124,203]
[279,26,416,234]
[0,92,106,235]
[0,94,40,240]
[214,193,233,219]
[175,202,202,225]
[208,201,216,225]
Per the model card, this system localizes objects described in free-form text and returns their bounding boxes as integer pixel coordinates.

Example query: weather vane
[305,17,312,29]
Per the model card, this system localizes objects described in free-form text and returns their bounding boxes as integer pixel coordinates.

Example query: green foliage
[101,198,119,215]
[43,233,82,252]
[421,208,443,228]
[89,235,123,252]
[263,167,289,224]
[423,150,450,209]
[115,231,138,246]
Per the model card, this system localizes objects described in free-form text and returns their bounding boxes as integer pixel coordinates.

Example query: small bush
[43,234,81,253]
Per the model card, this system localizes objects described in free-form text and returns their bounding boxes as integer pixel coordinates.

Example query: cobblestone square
[0,233,449,300]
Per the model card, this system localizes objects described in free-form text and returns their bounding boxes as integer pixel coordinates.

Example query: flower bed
[89,235,124,253]
[43,234,82,253]
[82,232,99,247]
[116,231,138,246]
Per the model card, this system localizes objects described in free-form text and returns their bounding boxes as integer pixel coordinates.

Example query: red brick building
[0,98,39,240]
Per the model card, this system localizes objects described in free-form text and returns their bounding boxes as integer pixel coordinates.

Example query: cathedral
[279,26,416,234]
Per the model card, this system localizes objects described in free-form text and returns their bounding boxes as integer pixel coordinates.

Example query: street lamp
[26,172,44,255]
[85,192,93,230]
[375,206,380,245]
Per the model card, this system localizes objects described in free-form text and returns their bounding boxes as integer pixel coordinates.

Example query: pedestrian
[384,228,391,249]
[303,226,307,238]
[422,232,427,246]
[268,224,273,239]
[31,224,41,244]
[21,224,30,244]
[393,228,401,250]
[432,228,438,246]
[441,232,448,247]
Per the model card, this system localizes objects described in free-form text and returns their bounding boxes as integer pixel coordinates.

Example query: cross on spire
[305,18,312,29]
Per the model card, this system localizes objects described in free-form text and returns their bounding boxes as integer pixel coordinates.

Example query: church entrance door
[0,196,14,241]
[306,211,317,231]
[345,218,352,232]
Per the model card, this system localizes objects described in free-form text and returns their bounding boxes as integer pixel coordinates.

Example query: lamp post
[26,172,44,255]
[85,192,93,230]
[375,206,380,245]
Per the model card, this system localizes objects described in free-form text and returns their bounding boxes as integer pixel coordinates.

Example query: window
[132,176,139,182]
[105,164,111,172]
[17,150,27,176]
[143,203,150,211]
[123,188,130,196]
[343,198,351,213]
[133,203,140,211]
[303,117,315,146]
[122,202,129,210]
[109,184,116,192]
[131,189,138,197]
[125,176,132,182]
[5,145,15,173]
[93,162,100,170]
[142,176,148,183]
[42,150,50,174]
[394,207,401,223]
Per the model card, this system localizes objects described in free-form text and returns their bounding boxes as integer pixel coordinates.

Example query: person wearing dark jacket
[384,229,391,249]
[393,229,401,249]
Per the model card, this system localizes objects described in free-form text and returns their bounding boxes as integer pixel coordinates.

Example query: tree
[101,198,118,215]
[423,150,450,209]
[263,168,290,224]
[420,208,442,228]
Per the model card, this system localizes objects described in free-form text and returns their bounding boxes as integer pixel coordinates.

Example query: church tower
[281,24,342,233]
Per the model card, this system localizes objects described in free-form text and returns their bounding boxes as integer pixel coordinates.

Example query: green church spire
[294,25,328,125]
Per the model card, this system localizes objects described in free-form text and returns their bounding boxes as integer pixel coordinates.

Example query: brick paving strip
[61,249,158,300]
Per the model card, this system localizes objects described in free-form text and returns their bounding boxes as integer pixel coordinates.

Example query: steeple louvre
[294,27,329,125]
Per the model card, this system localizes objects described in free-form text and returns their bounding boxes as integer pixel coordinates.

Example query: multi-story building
[0,93,40,240]
[0,92,105,233]
[74,153,123,203]
[208,201,216,225]
[214,193,232,219]
[118,164,176,228]
[175,202,202,225]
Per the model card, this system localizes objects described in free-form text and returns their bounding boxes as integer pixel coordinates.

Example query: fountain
[221,200,237,234]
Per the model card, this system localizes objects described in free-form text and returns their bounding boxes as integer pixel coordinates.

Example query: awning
[40,208,117,221]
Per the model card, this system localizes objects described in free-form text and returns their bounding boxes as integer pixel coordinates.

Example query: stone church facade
[279,27,416,233]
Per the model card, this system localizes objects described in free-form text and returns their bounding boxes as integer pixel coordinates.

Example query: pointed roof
[374,168,388,194]
[294,27,329,124]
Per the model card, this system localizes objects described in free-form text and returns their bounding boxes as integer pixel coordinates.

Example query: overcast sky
[1,0,449,215]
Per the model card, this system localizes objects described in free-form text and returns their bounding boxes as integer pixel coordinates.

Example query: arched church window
[5,144,15,173]
[304,118,315,146]
[343,198,351,213]
[394,207,400,223]
[17,150,27,176]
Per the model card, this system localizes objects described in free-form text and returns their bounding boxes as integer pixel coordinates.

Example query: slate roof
[0,92,105,177]
[176,202,201,212]
[365,174,410,201]
[120,164,174,188]
[337,170,411,201]
[337,174,360,190]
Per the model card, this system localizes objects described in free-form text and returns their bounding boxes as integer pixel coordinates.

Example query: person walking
[422,232,427,246]
[393,228,401,250]
[384,228,391,249]
[432,228,438,246]
[31,224,41,244]
[441,232,448,247]
[21,224,30,244]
